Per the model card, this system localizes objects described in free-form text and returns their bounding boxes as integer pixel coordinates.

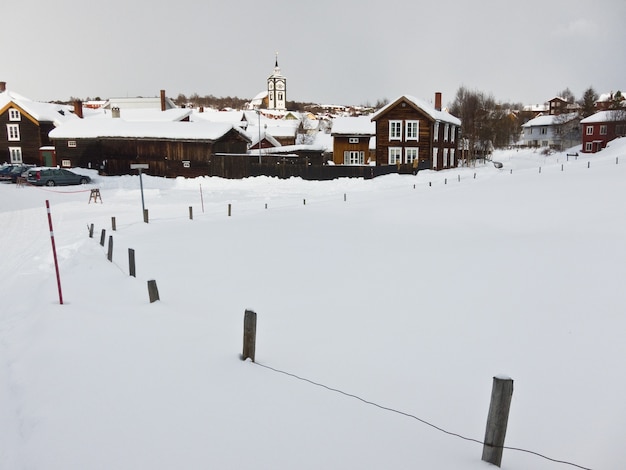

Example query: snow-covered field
[1,141,625,470]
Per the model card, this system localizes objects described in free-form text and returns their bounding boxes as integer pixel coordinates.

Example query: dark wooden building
[49,119,251,177]
[0,82,76,166]
[330,116,376,165]
[371,94,461,172]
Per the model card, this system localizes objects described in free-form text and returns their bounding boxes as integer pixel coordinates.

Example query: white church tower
[267,53,287,111]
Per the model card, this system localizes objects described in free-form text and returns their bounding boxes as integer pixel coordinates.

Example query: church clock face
[276,81,284,91]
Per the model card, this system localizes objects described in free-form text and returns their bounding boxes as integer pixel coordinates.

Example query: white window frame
[68,140,77,148]
[444,149,449,167]
[433,122,439,141]
[432,147,438,169]
[389,120,402,141]
[348,137,359,144]
[450,149,455,167]
[600,125,607,135]
[388,147,402,164]
[344,150,364,165]
[9,147,23,163]
[444,123,449,142]
[405,120,419,141]
[9,109,21,121]
[585,142,593,152]
[586,125,593,135]
[450,126,456,143]
[7,124,20,141]
[405,147,418,163]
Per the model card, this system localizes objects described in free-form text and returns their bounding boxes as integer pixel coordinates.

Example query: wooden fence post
[228,203,231,217]
[242,309,257,362]
[89,223,94,238]
[482,376,514,467]
[128,248,136,277]
[111,216,116,231]
[107,236,113,262]
[147,280,160,303]
[143,209,149,223]
[189,206,193,220]
[100,229,106,246]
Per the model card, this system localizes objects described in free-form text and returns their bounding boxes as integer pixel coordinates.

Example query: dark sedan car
[26,168,91,186]
[0,164,32,183]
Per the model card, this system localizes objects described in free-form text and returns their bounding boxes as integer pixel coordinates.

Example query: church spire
[273,51,281,76]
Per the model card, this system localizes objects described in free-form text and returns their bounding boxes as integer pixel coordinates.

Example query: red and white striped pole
[45,200,64,305]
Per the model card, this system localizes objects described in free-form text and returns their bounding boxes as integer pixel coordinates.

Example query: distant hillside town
[1,58,624,179]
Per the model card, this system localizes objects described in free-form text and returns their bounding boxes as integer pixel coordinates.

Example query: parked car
[0,164,33,183]
[26,168,91,186]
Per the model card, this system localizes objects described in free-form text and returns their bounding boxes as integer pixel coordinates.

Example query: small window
[9,147,22,163]
[348,137,359,144]
[586,126,593,135]
[406,121,419,140]
[585,142,593,152]
[389,121,402,140]
[7,124,20,141]
[433,122,439,141]
[600,125,607,135]
[61,160,71,168]
[9,109,21,121]
[444,123,449,141]
[388,147,402,164]
[68,140,77,148]
[405,148,418,163]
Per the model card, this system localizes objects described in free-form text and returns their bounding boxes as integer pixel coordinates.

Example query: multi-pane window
[444,150,449,167]
[585,142,593,152]
[433,122,439,141]
[9,147,22,163]
[450,126,455,143]
[432,148,438,169]
[405,148,418,163]
[406,121,419,140]
[600,125,607,135]
[9,109,21,121]
[7,124,20,141]
[444,123,449,141]
[389,121,402,140]
[388,147,402,164]
[450,149,455,167]
[616,124,626,136]
[540,127,547,135]
[344,151,364,165]
[586,126,593,135]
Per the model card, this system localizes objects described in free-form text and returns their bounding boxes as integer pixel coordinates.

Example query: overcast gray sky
[4,0,625,108]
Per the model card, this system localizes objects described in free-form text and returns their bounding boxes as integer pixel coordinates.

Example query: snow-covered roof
[580,109,626,124]
[522,112,579,127]
[371,95,461,126]
[49,119,250,142]
[87,107,192,122]
[330,116,375,136]
[102,96,178,110]
[0,90,78,127]
[191,109,245,125]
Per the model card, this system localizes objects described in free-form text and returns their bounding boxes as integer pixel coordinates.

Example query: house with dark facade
[580,109,626,153]
[371,94,461,171]
[0,82,77,166]
[330,116,375,165]
[49,117,251,178]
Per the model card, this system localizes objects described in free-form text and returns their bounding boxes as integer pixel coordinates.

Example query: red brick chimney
[0,82,6,93]
[435,92,442,111]
[160,89,166,111]
[73,100,83,118]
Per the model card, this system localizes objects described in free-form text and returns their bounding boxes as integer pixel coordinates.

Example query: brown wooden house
[371,94,461,172]
[49,118,251,177]
[330,116,376,165]
[0,82,77,166]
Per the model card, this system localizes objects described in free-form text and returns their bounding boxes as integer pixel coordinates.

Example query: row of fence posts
[241,308,513,467]
[89,219,159,303]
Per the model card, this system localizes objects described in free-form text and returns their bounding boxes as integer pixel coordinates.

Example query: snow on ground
[1,140,625,469]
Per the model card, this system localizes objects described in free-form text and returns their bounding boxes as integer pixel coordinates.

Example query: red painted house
[580,109,626,153]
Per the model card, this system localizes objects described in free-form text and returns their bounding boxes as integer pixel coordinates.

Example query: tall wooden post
[242,309,257,362]
[228,204,231,217]
[89,223,94,238]
[100,229,106,246]
[189,206,193,220]
[107,236,113,262]
[147,280,160,303]
[111,216,116,231]
[128,248,136,277]
[482,376,514,467]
